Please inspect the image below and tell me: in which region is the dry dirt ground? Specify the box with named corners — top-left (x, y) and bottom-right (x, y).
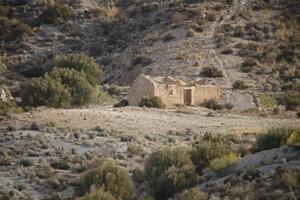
top-left (6, 106), bottom-right (300, 135)
top-left (1, 106), bottom-right (300, 199)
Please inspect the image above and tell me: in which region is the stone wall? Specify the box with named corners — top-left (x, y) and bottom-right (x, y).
top-left (127, 75), bottom-right (155, 106)
top-left (193, 85), bottom-right (221, 105)
top-left (154, 84), bottom-right (185, 106)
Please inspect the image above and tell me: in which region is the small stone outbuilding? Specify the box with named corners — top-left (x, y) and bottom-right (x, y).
top-left (128, 74), bottom-right (221, 107)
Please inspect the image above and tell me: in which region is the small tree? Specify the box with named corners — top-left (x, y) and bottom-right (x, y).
top-left (49, 68), bottom-right (96, 106)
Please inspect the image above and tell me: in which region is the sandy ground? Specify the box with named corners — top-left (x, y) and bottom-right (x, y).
top-left (6, 106), bottom-right (300, 135)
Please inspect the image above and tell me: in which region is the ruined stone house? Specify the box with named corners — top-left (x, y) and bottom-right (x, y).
top-left (128, 74), bottom-right (221, 107)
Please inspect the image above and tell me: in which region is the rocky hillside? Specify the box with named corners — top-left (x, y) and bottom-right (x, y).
top-left (0, 0), bottom-right (299, 88)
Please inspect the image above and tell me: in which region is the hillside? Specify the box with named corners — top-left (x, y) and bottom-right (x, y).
top-left (0, 0), bottom-right (300, 200)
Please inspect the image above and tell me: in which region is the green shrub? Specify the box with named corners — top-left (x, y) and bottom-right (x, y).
top-left (232, 80), bottom-right (248, 90)
top-left (21, 76), bottom-right (72, 108)
top-left (174, 188), bottom-right (207, 200)
top-left (40, 4), bottom-right (75, 24)
top-left (139, 96), bottom-right (166, 109)
top-left (258, 94), bottom-right (278, 108)
top-left (81, 161), bottom-right (133, 199)
top-left (209, 153), bottom-right (240, 176)
top-left (252, 128), bottom-right (300, 152)
top-left (200, 66), bottom-right (223, 78)
top-left (200, 99), bottom-right (223, 110)
top-left (145, 147), bottom-right (198, 199)
top-left (78, 186), bottom-right (116, 200)
top-left (127, 143), bottom-right (143, 156)
top-left (0, 101), bottom-right (23, 116)
top-left (286, 130), bottom-right (300, 145)
top-left (49, 68), bottom-right (96, 105)
top-left (191, 133), bottom-right (229, 172)
top-left (45, 53), bottom-right (103, 86)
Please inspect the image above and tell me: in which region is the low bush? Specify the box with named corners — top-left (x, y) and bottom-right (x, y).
top-left (232, 80), bottom-right (248, 90)
top-left (191, 133), bottom-right (229, 172)
top-left (45, 53), bottom-right (103, 86)
top-left (21, 76), bottom-right (72, 108)
top-left (113, 99), bottom-right (129, 108)
top-left (297, 112), bottom-right (300, 118)
top-left (200, 99), bottom-right (223, 110)
top-left (209, 153), bottom-right (240, 176)
top-left (106, 86), bottom-right (121, 96)
top-left (241, 58), bottom-right (256, 73)
top-left (39, 4), bottom-right (75, 24)
top-left (139, 96), bottom-right (166, 109)
top-left (81, 161), bottom-right (133, 199)
top-left (0, 17), bottom-right (33, 42)
top-left (78, 186), bottom-right (116, 200)
top-left (0, 101), bottom-right (23, 116)
top-left (145, 147), bottom-right (198, 199)
top-left (200, 66), bottom-right (223, 78)
top-left (278, 92), bottom-right (300, 111)
top-left (131, 54), bottom-right (152, 67)
top-left (252, 128), bottom-right (300, 152)
top-left (174, 188), bottom-right (207, 200)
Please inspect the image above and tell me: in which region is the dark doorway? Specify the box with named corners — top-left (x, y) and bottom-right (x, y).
top-left (184, 89), bottom-right (192, 105)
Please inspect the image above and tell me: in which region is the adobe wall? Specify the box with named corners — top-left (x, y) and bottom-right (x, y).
top-left (193, 85), bottom-right (221, 105)
top-left (127, 76), bottom-right (155, 106)
top-left (154, 84), bottom-right (184, 107)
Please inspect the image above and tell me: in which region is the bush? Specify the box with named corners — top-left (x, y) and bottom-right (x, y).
top-left (131, 54), bottom-right (152, 67)
top-left (232, 80), bottom-right (248, 90)
top-left (174, 188), bottom-right (207, 200)
top-left (200, 67), bottom-right (223, 78)
top-left (191, 133), bottom-right (229, 172)
top-left (209, 153), bottom-right (240, 176)
top-left (241, 58), bottom-right (256, 73)
top-left (252, 128), bottom-right (300, 152)
top-left (200, 99), bottom-right (223, 110)
top-left (81, 161), bottom-right (133, 199)
top-left (106, 86), bottom-right (121, 96)
top-left (113, 99), bottom-right (128, 108)
top-left (145, 147), bottom-right (198, 199)
top-left (21, 76), bottom-right (72, 108)
top-left (279, 92), bottom-right (300, 110)
top-left (0, 17), bottom-right (33, 42)
top-left (0, 101), bottom-right (23, 116)
top-left (139, 96), bottom-right (166, 109)
top-left (78, 186), bottom-right (116, 200)
top-left (49, 68), bottom-right (96, 106)
top-left (297, 112), bottom-right (300, 118)
top-left (45, 53), bottom-right (103, 86)
top-left (40, 4), bottom-right (75, 24)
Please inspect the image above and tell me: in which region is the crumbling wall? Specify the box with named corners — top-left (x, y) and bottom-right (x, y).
top-left (193, 85), bottom-right (221, 105)
top-left (127, 75), bottom-right (155, 106)
top-left (155, 84), bottom-right (184, 106)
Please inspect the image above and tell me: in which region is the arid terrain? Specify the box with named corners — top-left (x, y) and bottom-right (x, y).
top-left (1, 0), bottom-right (300, 199)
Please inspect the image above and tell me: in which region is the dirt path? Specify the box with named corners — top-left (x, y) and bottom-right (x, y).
top-left (6, 106), bottom-right (300, 135)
